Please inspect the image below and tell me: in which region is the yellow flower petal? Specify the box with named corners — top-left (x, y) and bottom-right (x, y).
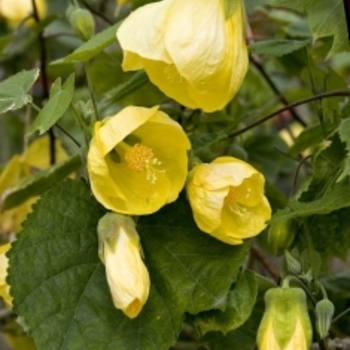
top-left (0, 243), bottom-right (12, 306)
top-left (98, 213), bottom-right (150, 318)
top-left (87, 106), bottom-right (191, 215)
top-left (0, 0), bottom-right (46, 26)
top-left (117, 0), bottom-right (248, 112)
top-left (186, 156), bottom-right (271, 244)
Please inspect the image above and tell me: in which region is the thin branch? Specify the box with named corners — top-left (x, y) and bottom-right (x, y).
top-left (80, 0), bottom-right (113, 25)
top-left (228, 90), bottom-right (350, 139)
top-left (31, 0), bottom-right (56, 165)
top-left (251, 244), bottom-right (279, 282)
top-left (291, 155), bottom-right (312, 196)
top-left (55, 124), bottom-right (81, 147)
top-left (332, 306), bottom-right (350, 324)
top-left (250, 55), bottom-right (307, 127)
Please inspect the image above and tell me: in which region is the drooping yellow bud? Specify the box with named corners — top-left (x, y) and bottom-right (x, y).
top-left (97, 212), bottom-right (150, 318)
top-left (116, 0), bottom-right (248, 112)
top-left (257, 287), bottom-right (312, 350)
top-left (186, 156), bottom-right (271, 245)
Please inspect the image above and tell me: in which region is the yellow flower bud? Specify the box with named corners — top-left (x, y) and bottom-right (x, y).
top-left (87, 106), bottom-right (191, 215)
top-left (0, 243), bottom-right (12, 306)
top-left (186, 156), bottom-right (271, 245)
top-left (116, 0), bottom-right (248, 112)
top-left (97, 213), bottom-right (150, 318)
top-left (0, 0), bottom-right (46, 27)
top-left (257, 287), bottom-right (312, 350)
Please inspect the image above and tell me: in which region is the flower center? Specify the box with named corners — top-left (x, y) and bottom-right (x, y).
top-left (224, 187), bottom-right (249, 220)
top-left (124, 143), bottom-right (163, 184)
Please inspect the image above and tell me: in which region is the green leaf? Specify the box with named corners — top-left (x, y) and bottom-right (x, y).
top-left (194, 270), bottom-right (258, 335)
top-left (272, 185), bottom-right (350, 223)
top-left (249, 39), bottom-right (311, 57)
top-left (200, 274), bottom-right (274, 350)
top-left (307, 208), bottom-right (350, 259)
top-left (8, 180), bottom-right (248, 350)
top-left (299, 134), bottom-right (346, 202)
top-left (269, 0), bottom-right (349, 55)
top-left (337, 118), bottom-right (350, 179)
top-left (26, 74), bottom-right (75, 138)
top-left (1, 153), bottom-right (82, 211)
top-left (190, 131), bottom-right (228, 155)
top-left (51, 23), bottom-right (121, 65)
top-left (104, 71), bottom-right (149, 104)
top-left (0, 69), bottom-right (39, 115)
top-left (289, 120), bottom-right (337, 155)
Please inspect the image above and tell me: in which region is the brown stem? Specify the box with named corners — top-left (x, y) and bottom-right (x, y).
top-left (251, 245), bottom-right (279, 282)
top-left (228, 90), bottom-right (350, 139)
top-left (250, 55), bottom-right (307, 127)
top-left (31, 0), bottom-right (56, 165)
top-left (80, 0), bottom-right (113, 25)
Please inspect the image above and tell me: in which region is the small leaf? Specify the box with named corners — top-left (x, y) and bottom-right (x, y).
top-left (26, 74), bottom-right (75, 138)
top-left (8, 180), bottom-right (249, 350)
top-left (194, 270), bottom-right (258, 335)
top-left (0, 69), bottom-right (39, 114)
top-left (1, 153), bottom-right (81, 211)
top-left (269, 0), bottom-right (349, 56)
top-left (289, 120), bottom-right (337, 155)
top-left (200, 274), bottom-right (275, 350)
top-left (249, 39), bottom-right (311, 57)
top-left (51, 22), bottom-right (120, 65)
top-left (272, 185), bottom-right (350, 223)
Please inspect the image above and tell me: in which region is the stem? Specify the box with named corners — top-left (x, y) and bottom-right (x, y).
top-left (249, 55), bottom-right (307, 127)
top-left (332, 306), bottom-right (350, 324)
top-left (314, 281), bottom-right (329, 300)
top-left (291, 155), bottom-right (312, 196)
top-left (251, 244), bottom-right (279, 282)
top-left (342, 0), bottom-right (350, 41)
top-left (55, 124), bottom-right (81, 147)
top-left (284, 275), bottom-right (317, 306)
top-left (228, 90), bottom-right (350, 139)
top-left (84, 63), bottom-right (99, 122)
top-left (80, 0), bottom-right (113, 25)
top-left (304, 49), bottom-right (326, 137)
top-left (31, 0), bottom-right (56, 165)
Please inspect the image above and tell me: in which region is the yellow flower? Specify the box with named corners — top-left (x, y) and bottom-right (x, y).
top-left (87, 106), bottom-right (191, 215)
top-left (0, 243), bottom-right (12, 306)
top-left (0, 137), bottom-right (69, 235)
top-left (0, 0), bottom-right (46, 27)
top-left (257, 287), bottom-right (312, 350)
top-left (186, 156), bottom-right (271, 245)
top-left (116, 0), bottom-right (248, 113)
top-left (98, 212), bottom-right (150, 318)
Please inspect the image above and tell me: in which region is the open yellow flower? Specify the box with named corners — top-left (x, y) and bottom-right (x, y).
top-left (0, 243), bottom-right (12, 306)
top-left (0, 0), bottom-right (46, 27)
top-left (87, 106), bottom-right (190, 215)
top-left (117, 0), bottom-right (248, 112)
top-left (257, 287), bottom-right (312, 350)
top-left (98, 213), bottom-right (150, 318)
top-left (186, 156), bottom-right (271, 245)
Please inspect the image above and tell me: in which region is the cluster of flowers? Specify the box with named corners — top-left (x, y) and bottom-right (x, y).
top-left (87, 0), bottom-right (272, 319)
